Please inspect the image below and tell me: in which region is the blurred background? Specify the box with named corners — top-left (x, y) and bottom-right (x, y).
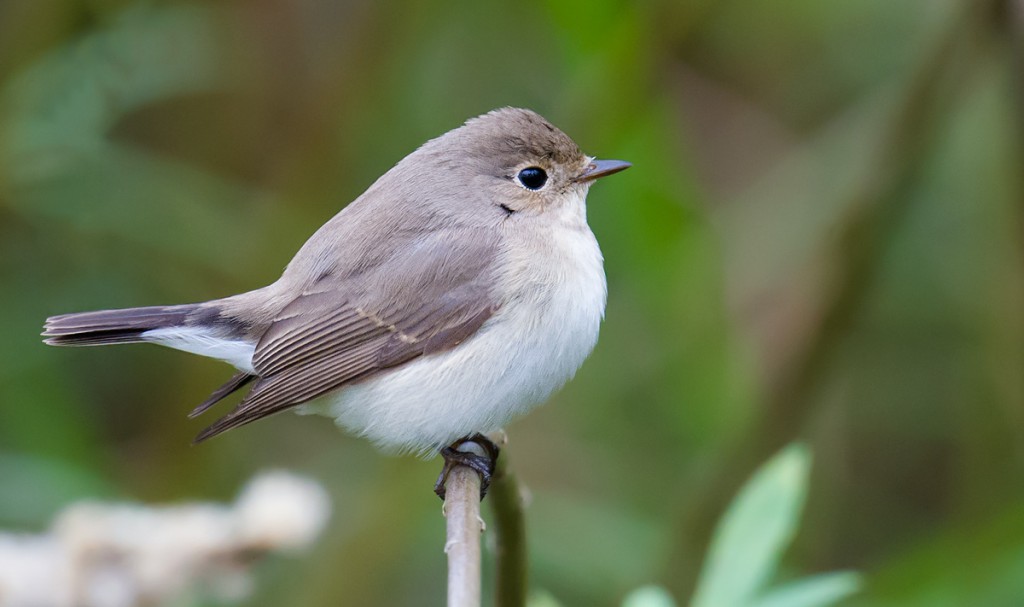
top-left (1, 0), bottom-right (1023, 605)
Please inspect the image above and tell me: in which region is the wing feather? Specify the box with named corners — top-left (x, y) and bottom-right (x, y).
top-left (193, 228), bottom-right (501, 442)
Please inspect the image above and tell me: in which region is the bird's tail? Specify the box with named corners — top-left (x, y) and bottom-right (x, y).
top-left (43, 302), bottom-right (259, 435)
top-left (42, 304), bottom-right (199, 346)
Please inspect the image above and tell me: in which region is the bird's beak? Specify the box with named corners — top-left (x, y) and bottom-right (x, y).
top-left (574, 159), bottom-right (631, 183)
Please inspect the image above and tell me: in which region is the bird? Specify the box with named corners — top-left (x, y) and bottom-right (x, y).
top-left (42, 107), bottom-right (630, 495)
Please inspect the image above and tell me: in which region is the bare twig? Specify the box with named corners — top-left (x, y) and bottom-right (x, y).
top-left (489, 454), bottom-right (527, 607)
top-left (444, 455), bottom-right (484, 607)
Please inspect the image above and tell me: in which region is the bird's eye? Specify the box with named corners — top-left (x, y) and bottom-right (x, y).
top-left (516, 167), bottom-right (548, 190)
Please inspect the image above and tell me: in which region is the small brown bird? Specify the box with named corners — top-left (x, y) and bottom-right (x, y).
top-left (43, 108), bottom-right (629, 491)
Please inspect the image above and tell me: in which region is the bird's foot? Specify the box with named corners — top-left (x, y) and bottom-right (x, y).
top-left (434, 433), bottom-right (501, 501)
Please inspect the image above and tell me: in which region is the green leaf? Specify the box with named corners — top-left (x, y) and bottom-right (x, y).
top-left (748, 572), bottom-right (862, 607)
top-left (622, 585), bottom-right (678, 607)
top-left (690, 444), bottom-right (812, 607)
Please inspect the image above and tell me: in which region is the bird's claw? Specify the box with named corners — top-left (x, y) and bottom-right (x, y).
top-left (433, 433), bottom-right (501, 501)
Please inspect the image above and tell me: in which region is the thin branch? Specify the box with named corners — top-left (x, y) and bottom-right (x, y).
top-left (445, 458), bottom-right (484, 607)
top-left (489, 453), bottom-right (527, 607)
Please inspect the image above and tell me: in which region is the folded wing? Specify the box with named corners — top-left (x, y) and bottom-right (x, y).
top-left (194, 227), bottom-right (501, 441)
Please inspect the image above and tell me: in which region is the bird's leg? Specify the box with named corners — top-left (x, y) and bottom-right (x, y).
top-left (434, 433), bottom-right (501, 501)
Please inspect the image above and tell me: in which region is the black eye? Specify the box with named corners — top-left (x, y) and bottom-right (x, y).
top-left (516, 167), bottom-right (547, 190)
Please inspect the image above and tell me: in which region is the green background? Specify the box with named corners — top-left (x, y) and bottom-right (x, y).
top-left (1, 0), bottom-right (1022, 605)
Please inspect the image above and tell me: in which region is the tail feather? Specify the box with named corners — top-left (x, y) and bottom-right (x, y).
top-left (43, 302), bottom-right (262, 440)
top-left (43, 305), bottom-right (197, 346)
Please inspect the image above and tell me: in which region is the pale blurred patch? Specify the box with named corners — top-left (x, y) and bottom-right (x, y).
top-left (0, 471), bottom-right (330, 607)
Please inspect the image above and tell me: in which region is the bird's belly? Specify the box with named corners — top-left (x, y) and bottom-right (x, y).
top-left (300, 228), bottom-right (607, 455)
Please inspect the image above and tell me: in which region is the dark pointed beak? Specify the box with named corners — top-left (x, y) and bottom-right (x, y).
top-left (574, 159), bottom-right (631, 183)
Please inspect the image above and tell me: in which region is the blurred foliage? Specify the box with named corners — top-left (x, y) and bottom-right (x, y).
top-left (691, 445), bottom-right (858, 607)
top-left (0, 0), bottom-right (1022, 605)
top-left (544, 445), bottom-right (859, 607)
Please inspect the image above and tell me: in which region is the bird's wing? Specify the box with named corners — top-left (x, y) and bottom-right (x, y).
top-left (194, 228), bottom-right (501, 441)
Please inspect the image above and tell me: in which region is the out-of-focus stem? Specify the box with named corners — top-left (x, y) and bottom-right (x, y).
top-left (489, 453), bottom-right (527, 607)
top-left (669, 0), bottom-right (997, 596)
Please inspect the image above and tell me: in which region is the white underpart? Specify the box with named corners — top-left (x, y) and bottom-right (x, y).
top-left (301, 189), bottom-right (608, 454)
top-left (142, 326), bottom-right (257, 374)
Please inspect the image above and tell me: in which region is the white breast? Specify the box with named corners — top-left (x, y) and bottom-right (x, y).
top-left (304, 195), bottom-right (608, 454)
